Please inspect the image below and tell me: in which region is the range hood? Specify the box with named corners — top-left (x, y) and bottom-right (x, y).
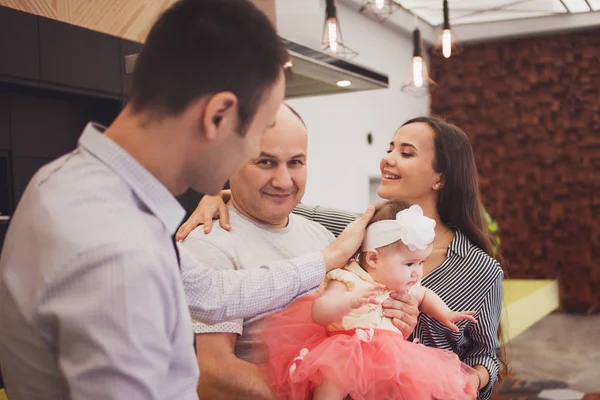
top-left (280, 38), bottom-right (388, 98)
top-left (125, 37), bottom-right (388, 98)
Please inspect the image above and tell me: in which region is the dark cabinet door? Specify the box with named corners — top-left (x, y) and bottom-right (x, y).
top-left (0, 93), bottom-right (9, 150)
top-left (0, 6), bottom-right (41, 82)
top-left (10, 93), bottom-right (73, 159)
top-left (12, 157), bottom-right (51, 203)
top-left (39, 17), bottom-right (121, 95)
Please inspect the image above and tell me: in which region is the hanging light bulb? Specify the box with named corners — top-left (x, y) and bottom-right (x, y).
top-left (375, 0), bottom-right (385, 10)
top-left (327, 17), bottom-right (338, 53)
top-left (401, 27), bottom-right (436, 97)
top-left (321, 0), bottom-right (358, 59)
top-left (412, 28), bottom-right (423, 88)
top-left (412, 55), bottom-right (423, 87)
top-left (434, 0), bottom-right (462, 58)
top-left (442, 29), bottom-right (452, 58)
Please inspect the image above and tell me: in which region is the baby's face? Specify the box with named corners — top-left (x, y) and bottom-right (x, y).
top-left (375, 243), bottom-right (432, 292)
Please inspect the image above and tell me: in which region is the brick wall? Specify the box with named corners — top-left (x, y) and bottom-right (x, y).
top-left (430, 28), bottom-right (600, 313)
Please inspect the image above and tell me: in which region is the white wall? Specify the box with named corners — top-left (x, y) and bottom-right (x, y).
top-left (276, 0), bottom-right (430, 212)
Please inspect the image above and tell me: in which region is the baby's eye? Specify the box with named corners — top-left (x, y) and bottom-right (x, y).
top-left (406, 262), bottom-right (415, 267)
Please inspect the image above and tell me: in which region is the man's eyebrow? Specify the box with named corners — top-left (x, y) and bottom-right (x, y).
top-left (258, 152), bottom-right (277, 159)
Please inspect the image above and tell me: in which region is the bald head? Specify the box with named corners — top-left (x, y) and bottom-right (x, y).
top-left (229, 104), bottom-right (308, 226)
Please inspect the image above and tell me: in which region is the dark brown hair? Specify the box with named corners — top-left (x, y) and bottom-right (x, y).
top-left (402, 116), bottom-right (509, 379)
top-left (129, 0), bottom-right (288, 134)
top-left (367, 201), bottom-right (412, 227)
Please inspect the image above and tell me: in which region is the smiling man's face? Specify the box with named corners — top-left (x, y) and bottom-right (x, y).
top-left (229, 104), bottom-right (308, 227)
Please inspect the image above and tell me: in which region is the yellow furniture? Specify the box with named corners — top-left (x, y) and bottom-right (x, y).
top-left (501, 279), bottom-right (559, 342)
top-left (0, 389), bottom-right (7, 400)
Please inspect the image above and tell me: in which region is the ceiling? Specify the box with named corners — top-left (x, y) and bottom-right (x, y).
top-left (342, 0), bottom-right (600, 44)
top-left (399, 0), bottom-right (600, 26)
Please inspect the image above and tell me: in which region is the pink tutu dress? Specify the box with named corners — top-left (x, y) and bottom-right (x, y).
top-left (260, 262), bottom-right (475, 400)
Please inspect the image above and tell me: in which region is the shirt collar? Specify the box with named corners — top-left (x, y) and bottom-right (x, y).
top-left (447, 230), bottom-right (470, 258)
top-left (78, 122), bottom-right (185, 234)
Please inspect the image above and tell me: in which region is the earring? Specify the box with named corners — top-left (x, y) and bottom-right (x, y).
top-left (434, 183), bottom-right (441, 190)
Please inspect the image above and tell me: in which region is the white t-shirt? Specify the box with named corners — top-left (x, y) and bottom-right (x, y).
top-left (181, 205), bottom-right (335, 363)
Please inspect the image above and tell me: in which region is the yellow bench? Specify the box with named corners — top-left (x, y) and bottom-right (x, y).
top-left (501, 279), bottom-right (559, 342)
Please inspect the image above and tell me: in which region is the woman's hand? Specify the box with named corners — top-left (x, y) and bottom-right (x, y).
top-left (381, 292), bottom-right (419, 338)
top-left (175, 190), bottom-right (231, 241)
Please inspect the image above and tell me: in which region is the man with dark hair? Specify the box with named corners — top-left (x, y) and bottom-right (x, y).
top-left (0, 1), bottom-right (374, 399)
top-left (128, 0), bottom-right (289, 138)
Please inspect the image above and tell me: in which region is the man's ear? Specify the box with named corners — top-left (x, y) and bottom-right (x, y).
top-left (364, 249), bottom-right (380, 269)
top-left (197, 92), bottom-right (239, 141)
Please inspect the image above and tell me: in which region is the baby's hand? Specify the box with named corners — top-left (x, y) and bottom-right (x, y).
top-left (441, 311), bottom-right (477, 332)
top-left (349, 284), bottom-right (386, 309)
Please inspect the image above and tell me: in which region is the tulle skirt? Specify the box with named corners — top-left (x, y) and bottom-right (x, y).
top-left (260, 292), bottom-right (475, 400)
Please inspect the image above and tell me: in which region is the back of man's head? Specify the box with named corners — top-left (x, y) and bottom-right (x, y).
top-left (129, 0), bottom-right (288, 133)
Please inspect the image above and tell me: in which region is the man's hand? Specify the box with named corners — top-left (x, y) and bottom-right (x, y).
top-left (196, 333), bottom-right (276, 400)
top-left (381, 291), bottom-right (419, 338)
top-left (176, 191), bottom-right (231, 241)
top-left (464, 370), bottom-right (481, 399)
top-left (320, 205), bottom-right (375, 272)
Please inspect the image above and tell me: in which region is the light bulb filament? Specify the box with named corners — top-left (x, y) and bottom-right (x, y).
top-left (413, 56), bottom-right (423, 88)
top-left (442, 29), bottom-right (452, 58)
top-left (327, 18), bottom-right (338, 53)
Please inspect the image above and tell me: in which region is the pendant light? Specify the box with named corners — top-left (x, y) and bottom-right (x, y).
top-left (401, 26), bottom-right (436, 97)
top-left (434, 0), bottom-right (462, 58)
top-left (359, 0), bottom-right (401, 23)
top-left (321, 0), bottom-right (357, 59)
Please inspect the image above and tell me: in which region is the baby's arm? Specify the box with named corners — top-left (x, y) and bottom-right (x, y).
top-left (418, 288), bottom-right (477, 332)
top-left (312, 281), bottom-right (384, 327)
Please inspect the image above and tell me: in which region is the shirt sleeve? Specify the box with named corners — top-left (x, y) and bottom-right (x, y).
top-left (293, 204), bottom-right (359, 237)
top-left (462, 269), bottom-right (503, 400)
top-left (181, 237), bottom-right (243, 335)
top-left (38, 247), bottom-right (187, 400)
top-left (180, 244), bottom-right (325, 324)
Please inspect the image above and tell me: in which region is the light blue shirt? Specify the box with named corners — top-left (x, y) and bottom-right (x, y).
top-left (0, 123), bottom-right (325, 400)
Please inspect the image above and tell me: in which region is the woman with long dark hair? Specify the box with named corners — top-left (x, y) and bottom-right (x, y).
top-left (178, 116), bottom-right (507, 399)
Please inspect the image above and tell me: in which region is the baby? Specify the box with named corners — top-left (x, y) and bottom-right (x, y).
top-left (261, 201), bottom-right (478, 400)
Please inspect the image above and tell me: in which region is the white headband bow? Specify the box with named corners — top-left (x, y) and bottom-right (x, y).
top-left (362, 205), bottom-right (436, 252)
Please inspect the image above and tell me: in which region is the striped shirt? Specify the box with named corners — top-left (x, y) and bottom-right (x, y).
top-left (294, 204), bottom-right (504, 400)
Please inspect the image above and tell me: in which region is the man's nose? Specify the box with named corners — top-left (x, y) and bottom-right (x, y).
top-left (271, 166), bottom-right (294, 190)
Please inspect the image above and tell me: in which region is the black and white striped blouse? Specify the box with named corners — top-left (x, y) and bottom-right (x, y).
top-left (294, 204), bottom-right (504, 400)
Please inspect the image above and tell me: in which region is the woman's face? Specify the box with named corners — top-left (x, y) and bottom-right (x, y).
top-left (377, 122), bottom-right (442, 204)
